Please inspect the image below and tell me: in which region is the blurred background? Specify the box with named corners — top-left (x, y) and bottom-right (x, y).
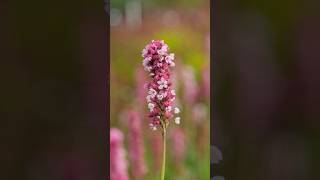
top-left (110, 0), bottom-right (210, 179)
top-left (213, 0), bottom-right (320, 179)
top-left (1, 0), bottom-right (107, 179)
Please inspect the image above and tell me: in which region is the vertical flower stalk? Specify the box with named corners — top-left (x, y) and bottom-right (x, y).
top-left (142, 40), bottom-right (181, 180)
top-left (126, 110), bottom-right (147, 180)
top-left (110, 128), bottom-right (129, 180)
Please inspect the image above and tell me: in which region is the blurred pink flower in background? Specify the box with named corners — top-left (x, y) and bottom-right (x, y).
top-left (205, 33), bottom-right (210, 58)
top-left (126, 110), bottom-right (147, 179)
top-left (192, 103), bottom-right (209, 152)
top-left (170, 128), bottom-right (186, 162)
top-left (110, 128), bottom-right (129, 180)
top-left (150, 134), bottom-right (163, 170)
top-left (135, 68), bottom-right (147, 108)
top-left (202, 67), bottom-right (210, 100)
top-left (192, 103), bottom-right (207, 124)
top-left (181, 65), bottom-right (199, 105)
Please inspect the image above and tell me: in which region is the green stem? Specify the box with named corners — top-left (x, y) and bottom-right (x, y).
top-left (160, 128), bottom-right (166, 180)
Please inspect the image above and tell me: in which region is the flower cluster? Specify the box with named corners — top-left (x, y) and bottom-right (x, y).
top-left (142, 40), bottom-right (181, 130)
top-left (110, 128), bottom-right (129, 180)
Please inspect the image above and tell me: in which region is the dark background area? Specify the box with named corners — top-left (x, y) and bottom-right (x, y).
top-left (1, 0), bottom-right (107, 179)
top-left (213, 0), bottom-right (320, 179)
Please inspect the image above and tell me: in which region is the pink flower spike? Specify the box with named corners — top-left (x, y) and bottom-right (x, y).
top-left (141, 40), bottom-right (181, 129)
top-left (142, 40), bottom-right (181, 180)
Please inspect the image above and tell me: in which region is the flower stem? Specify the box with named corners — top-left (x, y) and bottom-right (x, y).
top-left (160, 128), bottom-right (166, 180)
